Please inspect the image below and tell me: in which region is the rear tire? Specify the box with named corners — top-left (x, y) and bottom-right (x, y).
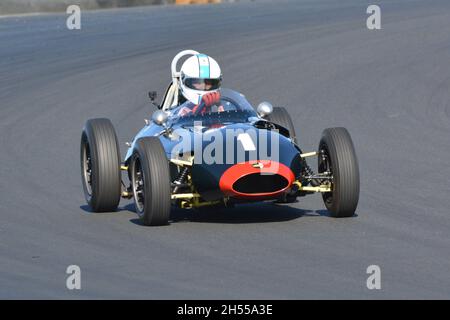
top-left (80, 118), bottom-right (121, 212)
top-left (318, 127), bottom-right (359, 217)
top-left (267, 107), bottom-right (297, 144)
top-left (268, 107), bottom-right (298, 203)
top-left (131, 137), bottom-right (171, 226)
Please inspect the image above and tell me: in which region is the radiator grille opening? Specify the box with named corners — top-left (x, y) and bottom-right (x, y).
top-left (232, 173), bottom-right (288, 194)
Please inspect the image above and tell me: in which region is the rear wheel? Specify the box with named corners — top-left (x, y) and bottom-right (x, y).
top-left (268, 107), bottom-right (298, 203)
top-left (131, 137), bottom-right (171, 226)
top-left (318, 127), bottom-right (359, 217)
top-left (267, 107), bottom-right (297, 144)
top-left (80, 118), bottom-right (121, 212)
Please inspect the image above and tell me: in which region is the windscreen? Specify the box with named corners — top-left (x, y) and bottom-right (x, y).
top-left (169, 89), bottom-right (258, 126)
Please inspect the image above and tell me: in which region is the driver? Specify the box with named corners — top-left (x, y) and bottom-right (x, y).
top-left (175, 53), bottom-right (223, 116)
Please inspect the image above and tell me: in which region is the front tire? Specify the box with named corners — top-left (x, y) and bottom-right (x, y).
top-left (131, 137), bottom-right (171, 226)
top-left (80, 118), bottom-right (121, 212)
top-left (318, 127), bottom-right (359, 217)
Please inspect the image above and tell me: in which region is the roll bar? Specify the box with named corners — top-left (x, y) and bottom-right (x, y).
top-left (171, 49), bottom-right (199, 84)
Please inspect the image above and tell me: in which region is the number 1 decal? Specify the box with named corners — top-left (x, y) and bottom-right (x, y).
top-left (237, 133), bottom-right (256, 151)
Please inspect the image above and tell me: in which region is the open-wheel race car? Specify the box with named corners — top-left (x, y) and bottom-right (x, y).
top-left (80, 50), bottom-right (359, 226)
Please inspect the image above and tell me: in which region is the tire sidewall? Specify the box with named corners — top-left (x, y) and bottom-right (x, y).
top-left (131, 145), bottom-right (153, 221)
top-left (81, 123), bottom-right (101, 209)
top-left (319, 135), bottom-right (341, 214)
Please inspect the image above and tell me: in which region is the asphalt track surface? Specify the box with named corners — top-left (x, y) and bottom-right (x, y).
top-left (1, 0), bottom-right (450, 299)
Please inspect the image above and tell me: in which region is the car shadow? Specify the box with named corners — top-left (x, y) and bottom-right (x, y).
top-left (127, 201), bottom-right (326, 225)
top-left (79, 204), bottom-right (134, 214)
top-left (82, 203), bottom-right (357, 224)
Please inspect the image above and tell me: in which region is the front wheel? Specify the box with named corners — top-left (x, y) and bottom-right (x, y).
top-left (80, 118), bottom-right (121, 212)
top-left (318, 127), bottom-right (359, 217)
top-left (131, 137), bottom-right (171, 226)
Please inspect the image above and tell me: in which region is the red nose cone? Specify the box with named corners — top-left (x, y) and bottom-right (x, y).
top-left (219, 160), bottom-right (295, 199)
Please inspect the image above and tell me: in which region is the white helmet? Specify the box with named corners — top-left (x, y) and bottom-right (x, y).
top-left (179, 53), bottom-right (222, 105)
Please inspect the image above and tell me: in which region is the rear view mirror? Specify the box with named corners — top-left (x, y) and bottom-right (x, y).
top-left (257, 101), bottom-right (273, 118)
top-left (152, 110), bottom-right (168, 127)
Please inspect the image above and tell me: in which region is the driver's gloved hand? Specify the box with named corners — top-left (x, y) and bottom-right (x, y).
top-left (191, 92), bottom-right (221, 115)
top-left (201, 91), bottom-right (221, 107)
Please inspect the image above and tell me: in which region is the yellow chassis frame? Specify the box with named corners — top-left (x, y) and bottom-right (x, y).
top-left (119, 151), bottom-right (332, 207)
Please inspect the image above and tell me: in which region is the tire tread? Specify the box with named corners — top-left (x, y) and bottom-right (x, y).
top-left (320, 127), bottom-right (359, 217)
top-left (81, 118), bottom-right (121, 212)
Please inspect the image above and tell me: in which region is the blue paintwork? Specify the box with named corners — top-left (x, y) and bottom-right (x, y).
top-left (123, 88), bottom-right (302, 200)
